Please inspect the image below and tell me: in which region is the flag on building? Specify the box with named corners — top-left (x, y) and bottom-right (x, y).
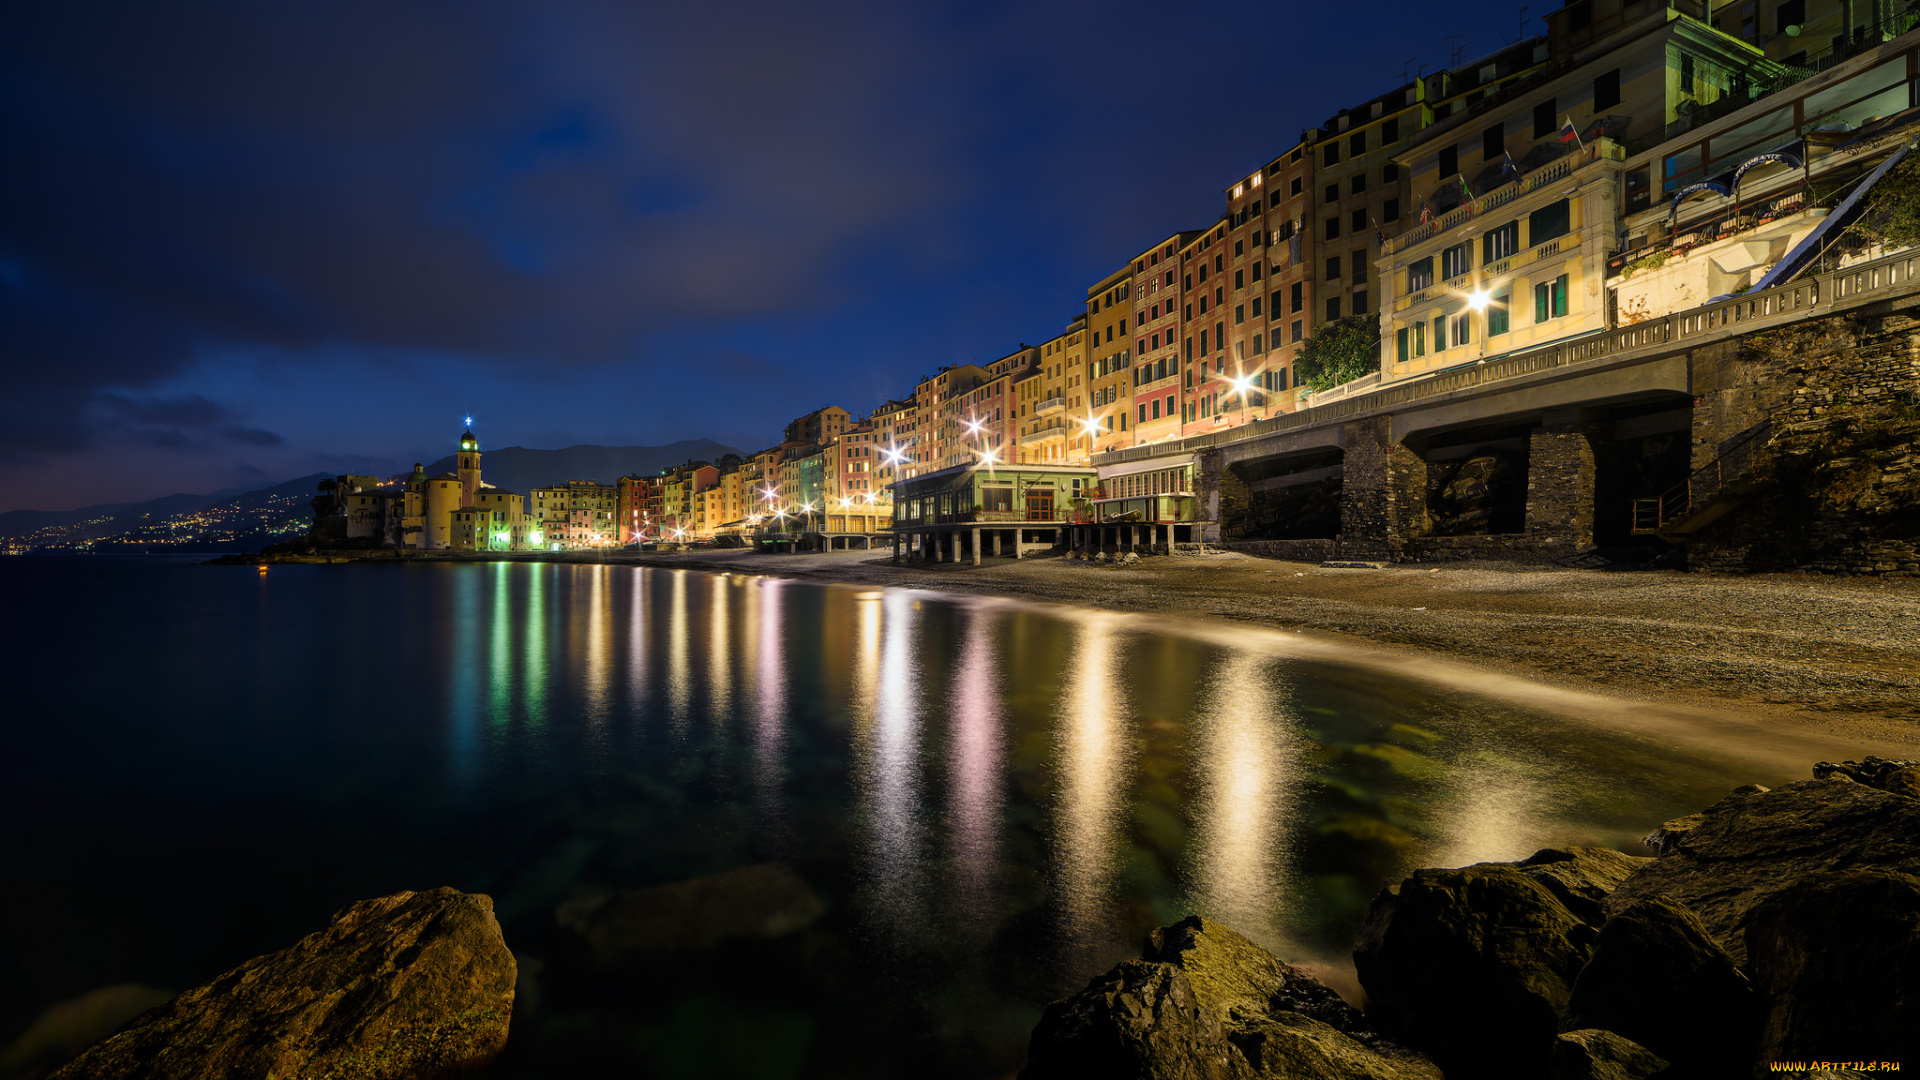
top-left (1559, 115), bottom-right (1584, 148)
top-left (1419, 198), bottom-right (1433, 224)
top-left (1458, 174), bottom-right (1475, 216)
top-left (1503, 148), bottom-right (1522, 184)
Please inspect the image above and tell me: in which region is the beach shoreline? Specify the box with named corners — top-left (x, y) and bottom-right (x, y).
top-left (235, 545), bottom-right (1920, 744)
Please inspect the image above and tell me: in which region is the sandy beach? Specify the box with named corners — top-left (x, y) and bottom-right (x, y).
top-left (595, 546), bottom-right (1920, 742)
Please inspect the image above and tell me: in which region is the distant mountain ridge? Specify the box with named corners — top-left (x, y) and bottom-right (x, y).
top-left (0, 490), bottom-right (243, 540)
top-left (417, 440), bottom-right (745, 495)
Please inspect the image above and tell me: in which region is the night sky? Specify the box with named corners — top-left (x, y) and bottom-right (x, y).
top-left (1, 1), bottom-right (1539, 513)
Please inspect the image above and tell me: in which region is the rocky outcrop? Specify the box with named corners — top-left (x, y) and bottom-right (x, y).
top-left (1606, 778), bottom-right (1920, 967)
top-left (1745, 867), bottom-right (1920, 1067)
top-left (1022, 916), bottom-right (1438, 1080)
top-left (1814, 755), bottom-right (1920, 793)
top-left (1547, 1029), bottom-right (1669, 1080)
top-left (1508, 847), bottom-right (1649, 927)
top-left (556, 863), bottom-right (824, 963)
top-left (1562, 895), bottom-right (1759, 1077)
top-left (49, 887), bottom-right (515, 1080)
top-left (1351, 863), bottom-right (1595, 1078)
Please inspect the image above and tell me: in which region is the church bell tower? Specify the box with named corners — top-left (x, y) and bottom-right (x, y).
top-left (457, 426), bottom-right (481, 507)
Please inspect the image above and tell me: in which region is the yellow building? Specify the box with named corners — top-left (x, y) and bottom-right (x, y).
top-left (1378, 5), bottom-right (1775, 381)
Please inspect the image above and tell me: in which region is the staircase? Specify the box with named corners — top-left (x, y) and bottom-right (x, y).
top-left (1630, 421), bottom-right (1773, 538)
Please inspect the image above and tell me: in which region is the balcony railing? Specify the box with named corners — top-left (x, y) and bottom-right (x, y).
top-left (1390, 142), bottom-right (1619, 253)
top-left (1392, 228), bottom-right (1587, 313)
top-left (1034, 395), bottom-right (1066, 414)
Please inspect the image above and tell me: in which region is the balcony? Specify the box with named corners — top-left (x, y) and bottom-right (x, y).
top-left (1393, 227), bottom-right (1590, 313)
top-left (1035, 395), bottom-right (1066, 414)
top-left (1024, 417), bottom-right (1068, 443)
top-left (1390, 142), bottom-right (1621, 254)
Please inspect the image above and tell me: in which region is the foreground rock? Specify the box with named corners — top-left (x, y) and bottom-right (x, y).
top-left (1607, 778), bottom-right (1920, 967)
top-left (1547, 1029), bottom-right (1668, 1080)
top-left (1563, 895), bottom-right (1758, 1076)
top-left (1745, 867), bottom-right (1920, 1067)
top-left (555, 863), bottom-right (824, 963)
top-left (1351, 861), bottom-right (1597, 1078)
top-left (1022, 916), bottom-right (1437, 1079)
top-left (51, 888), bottom-right (515, 1080)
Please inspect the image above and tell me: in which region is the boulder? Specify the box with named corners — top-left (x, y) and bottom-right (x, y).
top-left (1352, 864), bottom-right (1595, 1078)
top-left (49, 887), bottom-right (514, 1080)
top-left (1812, 756), bottom-right (1919, 793)
top-left (1021, 960), bottom-right (1244, 1080)
top-left (1509, 847), bottom-right (1650, 927)
top-left (1887, 767), bottom-right (1920, 799)
top-left (1547, 1029), bottom-right (1669, 1080)
top-left (1562, 895), bottom-right (1759, 1077)
top-left (1023, 916), bottom-right (1438, 1080)
top-left (556, 862), bottom-right (824, 963)
top-left (1606, 779), bottom-right (1920, 967)
top-left (1745, 867), bottom-right (1920, 1066)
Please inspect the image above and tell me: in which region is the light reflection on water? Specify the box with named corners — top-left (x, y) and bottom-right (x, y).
top-left (0, 558), bottom-right (1886, 1079)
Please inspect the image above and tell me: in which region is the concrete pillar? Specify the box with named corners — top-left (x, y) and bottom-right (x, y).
top-left (1337, 416), bottom-right (1429, 560)
top-left (1014, 529), bottom-right (1023, 558)
top-left (972, 527), bottom-right (981, 565)
top-left (1526, 418), bottom-right (1606, 551)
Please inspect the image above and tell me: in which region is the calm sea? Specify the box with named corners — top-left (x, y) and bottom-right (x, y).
top-left (0, 556), bottom-right (1840, 1077)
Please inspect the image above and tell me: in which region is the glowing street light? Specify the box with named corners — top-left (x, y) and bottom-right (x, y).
top-left (1466, 287), bottom-right (1492, 312)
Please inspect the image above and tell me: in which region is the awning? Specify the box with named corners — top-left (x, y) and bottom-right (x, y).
top-left (1729, 142), bottom-right (1804, 198)
top-left (1668, 178), bottom-right (1732, 222)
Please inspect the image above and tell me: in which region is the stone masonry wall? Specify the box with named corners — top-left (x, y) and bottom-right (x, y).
top-left (1524, 422), bottom-right (1605, 553)
top-left (1686, 303), bottom-right (1920, 575)
top-left (1338, 417), bottom-right (1428, 559)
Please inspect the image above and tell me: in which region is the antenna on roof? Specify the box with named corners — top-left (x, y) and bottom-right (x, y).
top-left (1446, 35), bottom-right (1468, 70)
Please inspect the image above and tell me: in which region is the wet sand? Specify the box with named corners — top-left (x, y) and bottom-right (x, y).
top-left (607, 547), bottom-right (1920, 748)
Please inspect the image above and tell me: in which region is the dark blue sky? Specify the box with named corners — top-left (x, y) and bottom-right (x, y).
top-left (0, 1), bottom-right (1541, 512)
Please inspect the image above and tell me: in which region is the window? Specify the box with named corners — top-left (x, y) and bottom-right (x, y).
top-left (1250, 262), bottom-right (1262, 282)
top-left (1396, 322), bottom-right (1428, 361)
top-left (1534, 99), bottom-right (1556, 138)
top-left (1435, 315), bottom-right (1447, 350)
top-left (1234, 239), bottom-right (1244, 257)
top-left (1482, 122), bottom-right (1503, 161)
top-left (1290, 177), bottom-right (1303, 196)
top-left (1383, 117), bottom-right (1399, 143)
top-left (1453, 312), bottom-right (1472, 346)
top-left (1326, 255), bottom-right (1342, 281)
top-left (1325, 216), bottom-right (1340, 240)
top-left (1594, 68), bottom-right (1620, 110)
top-left (1185, 273), bottom-right (1193, 288)
top-left (1234, 269), bottom-right (1244, 289)
top-left (1384, 197), bottom-right (1400, 222)
top-left (1439, 145), bottom-right (1458, 177)
top-left (1382, 163), bottom-right (1398, 181)
top-left (1290, 283), bottom-right (1303, 312)
top-left (1529, 199), bottom-right (1571, 246)
top-left (1325, 183), bottom-right (1340, 204)
top-left (1441, 240), bottom-right (1472, 280)
top-left (1235, 304), bottom-right (1245, 325)
top-left (1351, 257), bottom-right (1365, 285)
top-left (1349, 131), bottom-right (1365, 155)
top-left (1351, 174), bottom-right (1367, 195)
top-left (982, 485), bottom-right (1013, 512)
top-left (1352, 209), bottom-right (1367, 233)
top-left (1138, 404), bottom-right (1147, 424)
top-left (1353, 290), bottom-right (1367, 314)
top-left (1775, 0), bottom-right (1805, 31)
top-left (1680, 54), bottom-right (1695, 94)
top-left (1534, 274), bottom-right (1568, 321)
top-left (1483, 220), bottom-right (1520, 262)
top-left (1251, 296), bottom-right (1262, 316)
top-left (1198, 264), bottom-right (1208, 283)
top-left (1252, 332), bottom-right (1263, 353)
top-left (1291, 319), bottom-right (1303, 342)
top-left (1325, 296), bottom-right (1341, 320)
top-left (1323, 143), bottom-right (1339, 166)
top-left (1407, 257), bottom-right (1434, 291)
top-left (1151, 398), bottom-right (1161, 420)
top-left (1214, 254), bottom-right (1224, 272)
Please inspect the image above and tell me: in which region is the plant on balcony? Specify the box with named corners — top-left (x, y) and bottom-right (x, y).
top-left (1294, 314), bottom-right (1381, 391)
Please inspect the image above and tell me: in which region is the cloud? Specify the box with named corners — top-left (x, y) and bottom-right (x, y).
top-left (219, 426), bottom-right (284, 447)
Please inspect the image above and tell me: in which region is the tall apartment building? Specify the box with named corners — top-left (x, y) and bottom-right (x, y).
top-left (1304, 80), bottom-right (1430, 334)
top-left (1252, 138), bottom-right (1316, 412)
top-left (912, 364), bottom-right (988, 475)
top-left (784, 405), bottom-right (850, 446)
top-left (963, 345), bottom-right (1033, 465)
top-left (868, 398), bottom-right (916, 489)
top-left (1082, 266), bottom-right (1135, 456)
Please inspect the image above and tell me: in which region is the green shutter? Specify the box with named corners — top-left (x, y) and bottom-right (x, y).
top-left (1398, 327), bottom-right (1409, 362)
top-left (1535, 282), bottom-right (1549, 322)
top-left (1435, 316), bottom-right (1447, 350)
